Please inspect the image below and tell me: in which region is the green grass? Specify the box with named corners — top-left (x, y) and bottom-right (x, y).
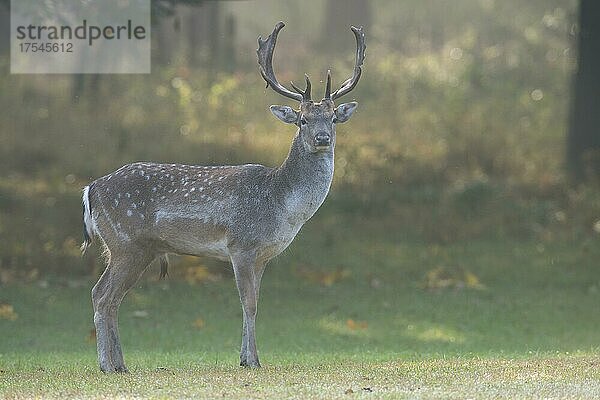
top-left (1, 222), bottom-right (600, 398)
top-left (1, 354), bottom-right (599, 399)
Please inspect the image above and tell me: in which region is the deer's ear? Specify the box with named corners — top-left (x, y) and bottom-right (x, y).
top-left (270, 105), bottom-right (299, 124)
top-left (335, 102), bottom-right (358, 123)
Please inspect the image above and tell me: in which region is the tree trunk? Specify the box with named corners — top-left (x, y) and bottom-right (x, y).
top-left (568, 0), bottom-right (600, 182)
top-left (222, 14), bottom-right (237, 73)
top-left (0, 1), bottom-right (9, 60)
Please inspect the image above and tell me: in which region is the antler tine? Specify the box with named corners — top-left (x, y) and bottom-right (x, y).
top-left (331, 26), bottom-right (366, 101)
top-left (290, 74), bottom-right (312, 101)
top-left (304, 74), bottom-right (312, 101)
top-left (324, 69), bottom-right (332, 100)
top-left (257, 22), bottom-right (304, 102)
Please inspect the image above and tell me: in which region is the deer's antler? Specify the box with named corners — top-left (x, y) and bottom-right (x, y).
top-left (326, 26), bottom-right (366, 101)
top-left (290, 74), bottom-right (312, 102)
top-left (257, 22), bottom-right (311, 102)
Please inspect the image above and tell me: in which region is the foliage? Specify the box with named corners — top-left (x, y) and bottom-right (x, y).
top-left (0, 0), bottom-right (597, 277)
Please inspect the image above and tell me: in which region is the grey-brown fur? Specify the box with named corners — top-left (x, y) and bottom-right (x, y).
top-left (82, 21), bottom-right (364, 372)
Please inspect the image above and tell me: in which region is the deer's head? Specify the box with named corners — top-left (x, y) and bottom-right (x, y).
top-left (257, 22), bottom-right (365, 153)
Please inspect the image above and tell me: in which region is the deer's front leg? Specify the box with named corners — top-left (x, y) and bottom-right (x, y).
top-left (231, 253), bottom-right (260, 368)
top-left (239, 262), bottom-right (267, 366)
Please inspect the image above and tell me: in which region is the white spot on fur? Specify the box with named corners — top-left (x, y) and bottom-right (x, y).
top-left (127, 210), bottom-right (133, 216)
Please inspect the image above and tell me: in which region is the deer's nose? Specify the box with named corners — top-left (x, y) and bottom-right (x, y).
top-left (314, 132), bottom-right (331, 146)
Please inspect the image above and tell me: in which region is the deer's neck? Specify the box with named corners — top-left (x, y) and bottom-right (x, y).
top-left (273, 132), bottom-right (334, 222)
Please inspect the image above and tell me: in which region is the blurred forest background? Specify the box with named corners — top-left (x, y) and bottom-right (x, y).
top-left (0, 0), bottom-right (598, 281)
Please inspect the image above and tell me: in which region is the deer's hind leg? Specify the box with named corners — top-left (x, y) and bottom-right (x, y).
top-left (92, 246), bottom-right (154, 372)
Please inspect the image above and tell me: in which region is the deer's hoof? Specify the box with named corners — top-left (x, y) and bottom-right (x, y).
top-left (100, 365), bottom-right (129, 373)
top-left (240, 360), bottom-right (261, 368)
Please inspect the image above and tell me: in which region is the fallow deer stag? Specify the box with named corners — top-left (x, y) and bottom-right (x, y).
top-left (81, 21), bottom-right (365, 372)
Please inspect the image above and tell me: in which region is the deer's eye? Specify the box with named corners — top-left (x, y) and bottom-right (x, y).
top-left (300, 117), bottom-right (307, 125)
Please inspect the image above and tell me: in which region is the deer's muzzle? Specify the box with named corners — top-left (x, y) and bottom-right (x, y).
top-left (314, 132), bottom-right (331, 147)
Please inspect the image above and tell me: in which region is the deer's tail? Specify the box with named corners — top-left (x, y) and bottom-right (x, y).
top-left (81, 185), bottom-right (96, 254)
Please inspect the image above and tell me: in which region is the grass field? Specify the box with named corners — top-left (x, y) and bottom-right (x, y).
top-left (1, 216), bottom-right (600, 399)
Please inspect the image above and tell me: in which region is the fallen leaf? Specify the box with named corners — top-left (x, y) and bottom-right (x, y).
top-left (464, 271), bottom-right (485, 289)
top-left (344, 388), bottom-right (354, 394)
top-left (192, 318), bottom-right (205, 329)
top-left (295, 265), bottom-right (350, 286)
top-left (421, 266), bottom-right (485, 291)
top-left (185, 266), bottom-right (219, 284)
top-left (0, 303), bottom-right (18, 320)
top-left (346, 319), bottom-right (368, 330)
